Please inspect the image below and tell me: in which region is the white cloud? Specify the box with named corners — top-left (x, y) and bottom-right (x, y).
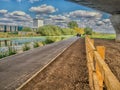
top-left (10, 11), bottom-right (26, 16)
top-left (0, 10), bottom-right (33, 27)
top-left (29, 4), bottom-right (57, 14)
top-left (69, 10), bottom-right (102, 19)
top-left (49, 15), bottom-right (67, 20)
top-left (96, 21), bottom-right (104, 26)
top-left (102, 19), bottom-right (110, 23)
top-left (0, 9), bottom-right (8, 14)
top-left (44, 10), bottom-right (114, 33)
top-left (0, 11), bottom-right (32, 26)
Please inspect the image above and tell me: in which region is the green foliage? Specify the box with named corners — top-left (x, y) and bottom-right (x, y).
top-left (23, 44), bottom-right (30, 51)
top-left (37, 25), bottom-right (61, 36)
top-left (37, 25), bottom-right (76, 36)
top-left (61, 28), bottom-right (76, 35)
top-left (8, 47), bottom-right (17, 55)
top-left (91, 33), bottom-right (116, 39)
top-left (68, 21), bottom-right (78, 29)
top-left (0, 47), bottom-right (17, 59)
top-left (34, 42), bottom-right (39, 48)
top-left (43, 37), bottom-right (64, 44)
top-left (84, 27), bottom-right (93, 35)
top-left (44, 38), bottom-right (55, 44)
top-left (0, 52), bottom-right (7, 59)
top-left (22, 27), bottom-right (32, 32)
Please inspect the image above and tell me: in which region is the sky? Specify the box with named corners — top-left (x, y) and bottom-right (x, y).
top-left (0, 0), bottom-right (99, 16)
top-left (0, 0), bottom-right (115, 33)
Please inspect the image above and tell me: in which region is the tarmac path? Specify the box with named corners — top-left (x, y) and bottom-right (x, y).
top-left (0, 37), bottom-right (78, 90)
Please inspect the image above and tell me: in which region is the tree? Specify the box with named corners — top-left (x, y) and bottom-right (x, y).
top-left (84, 27), bottom-right (93, 35)
top-left (37, 25), bottom-right (62, 36)
top-left (68, 21), bottom-right (78, 29)
top-left (37, 25), bottom-right (76, 36)
top-left (22, 27), bottom-right (32, 32)
top-left (74, 27), bottom-right (85, 35)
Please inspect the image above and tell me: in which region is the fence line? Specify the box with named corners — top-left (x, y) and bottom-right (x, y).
top-left (85, 36), bottom-right (120, 90)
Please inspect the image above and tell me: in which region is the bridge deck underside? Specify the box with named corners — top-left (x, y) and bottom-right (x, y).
top-left (68, 0), bottom-right (120, 14)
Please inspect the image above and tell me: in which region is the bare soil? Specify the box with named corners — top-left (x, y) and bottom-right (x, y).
top-left (18, 38), bottom-right (120, 90)
top-left (21, 38), bottom-right (90, 90)
top-left (95, 39), bottom-right (120, 81)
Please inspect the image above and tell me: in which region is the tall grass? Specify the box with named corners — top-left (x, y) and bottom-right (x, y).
top-left (8, 47), bottom-right (17, 55)
top-left (91, 33), bottom-right (116, 39)
top-left (22, 44), bottom-right (30, 51)
top-left (0, 47), bottom-right (17, 59)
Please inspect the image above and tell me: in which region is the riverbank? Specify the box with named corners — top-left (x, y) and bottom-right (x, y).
top-left (0, 36), bottom-right (74, 59)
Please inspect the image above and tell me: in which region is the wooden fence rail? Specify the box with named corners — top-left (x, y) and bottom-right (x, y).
top-left (85, 36), bottom-right (120, 90)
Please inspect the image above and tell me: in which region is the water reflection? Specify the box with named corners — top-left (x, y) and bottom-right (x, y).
top-left (0, 36), bottom-right (72, 59)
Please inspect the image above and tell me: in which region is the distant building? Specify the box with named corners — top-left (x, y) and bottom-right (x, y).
top-left (32, 19), bottom-right (44, 31)
top-left (0, 24), bottom-right (23, 32)
top-left (33, 19), bottom-right (44, 28)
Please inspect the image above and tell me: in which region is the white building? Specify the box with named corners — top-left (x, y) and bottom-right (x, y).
top-left (0, 24), bottom-right (22, 32)
top-left (33, 19), bottom-right (44, 28)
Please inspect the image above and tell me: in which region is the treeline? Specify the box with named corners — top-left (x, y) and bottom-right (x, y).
top-left (37, 25), bottom-right (76, 36)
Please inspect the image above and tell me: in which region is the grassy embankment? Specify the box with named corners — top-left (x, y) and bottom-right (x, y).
top-left (0, 25), bottom-right (76, 38)
top-left (90, 33), bottom-right (116, 39)
top-left (0, 25), bottom-right (76, 59)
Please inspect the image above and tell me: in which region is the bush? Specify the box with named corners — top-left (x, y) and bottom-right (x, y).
top-left (0, 52), bottom-right (7, 59)
top-left (44, 38), bottom-right (55, 44)
top-left (37, 25), bottom-right (61, 36)
top-left (68, 21), bottom-right (78, 29)
top-left (0, 47), bottom-right (17, 59)
top-left (61, 28), bottom-right (76, 35)
top-left (23, 44), bottom-right (30, 51)
top-left (84, 27), bottom-right (93, 35)
top-left (8, 47), bottom-right (17, 55)
top-left (22, 27), bottom-right (32, 32)
top-left (34, 42), bottom-right (39, 48)
top-left (37, 25), bottom-right (75, 36)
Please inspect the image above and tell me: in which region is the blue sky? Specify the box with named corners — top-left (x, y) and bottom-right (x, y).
top-left (0, 0), bottom-right (110, 26)
top-left (0, 0), bottom-right (94, 17)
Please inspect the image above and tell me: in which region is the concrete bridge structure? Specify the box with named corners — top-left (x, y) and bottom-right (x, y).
top-left (68, 0), bottom-right (120, 42)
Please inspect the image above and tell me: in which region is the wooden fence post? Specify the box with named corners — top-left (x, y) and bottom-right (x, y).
top-left (96, 46), bottom-right (105, 90)
top-left (86, 37), bottom-right (96, 90)
top-left (96, 46), bottom-right (105, 60)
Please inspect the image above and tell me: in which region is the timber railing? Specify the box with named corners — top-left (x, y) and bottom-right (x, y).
top-left (85, 36), bottom-right (120, 90)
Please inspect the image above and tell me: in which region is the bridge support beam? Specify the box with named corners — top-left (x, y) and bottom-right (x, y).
top-left (110, 14), bottom-right (120, 42)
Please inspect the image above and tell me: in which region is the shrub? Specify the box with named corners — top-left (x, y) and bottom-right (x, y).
top-left (8, 47), bottom-right (17, 55)
top-left (22, 27), bottom-right (32, 32)
top-left (84, 27), bottom-right (93, 35)
top-left (34, 42), bottom-right (39, 48)
top-left (44, 38), bottom-right (55, 44)
top-left (37, 25), bottom-right (75, 36)
top-left (23, 44), bottom-right (30, 51)
top-left (68, 21), bottom-right (78, 29)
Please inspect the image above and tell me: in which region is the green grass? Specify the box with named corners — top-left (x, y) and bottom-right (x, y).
top-left (90, 33), bottom-right (116, 39)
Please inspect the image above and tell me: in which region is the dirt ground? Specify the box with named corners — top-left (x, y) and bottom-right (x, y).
top-left (19, 38), bottom-right (120, 90)
top-left (21, 38), bottom-right (90, 90)
top-left (95, 39), bottom-right (120, 81)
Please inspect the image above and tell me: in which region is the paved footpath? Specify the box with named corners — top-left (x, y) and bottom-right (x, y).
top-left (0, 37), bottom-right (78, 90)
